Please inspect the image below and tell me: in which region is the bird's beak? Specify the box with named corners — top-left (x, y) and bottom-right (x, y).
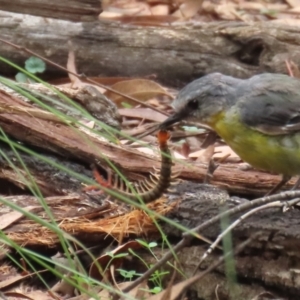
top-left (159, 109), bottom-right (189, 130)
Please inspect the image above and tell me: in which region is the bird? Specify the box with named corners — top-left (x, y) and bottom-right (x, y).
top-left (159, 72), bottom-right (300, 194)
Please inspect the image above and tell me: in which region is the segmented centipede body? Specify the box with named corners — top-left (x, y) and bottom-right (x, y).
top-left (92, 130), bottom-right (173, 203)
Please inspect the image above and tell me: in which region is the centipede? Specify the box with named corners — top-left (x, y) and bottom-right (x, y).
top-left (89, 130), bottom-right (173, 203)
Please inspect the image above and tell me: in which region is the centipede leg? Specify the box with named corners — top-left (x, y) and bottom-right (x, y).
top-left (83, 164), bottom-right (112, 193)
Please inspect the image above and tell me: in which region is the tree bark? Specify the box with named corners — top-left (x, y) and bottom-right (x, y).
top-left (159, 183), bottom-right (300, 299)
top-left (1, 11), bottom-right (300, 87)
top-left (0, 0), bottom-right (101, 21)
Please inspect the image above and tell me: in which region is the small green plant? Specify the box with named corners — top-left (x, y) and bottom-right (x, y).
top-left (121, 102), bottom-right (133, 108)
top-left (15, 56), bottom-right (46, 83)
top-left (148, 285), bottom-right (162, 294)
top-left (123, 239), bottom-right (170, 293)
top-left (118, 269), bottom-right (142, 280)
top-left (102, 251), bottom-right (129, 275)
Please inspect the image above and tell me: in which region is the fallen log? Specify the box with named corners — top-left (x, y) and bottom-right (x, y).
top-left (1, 11), bottom-right (300, 86)
top-left (0, 0), bottom-right (101, 21)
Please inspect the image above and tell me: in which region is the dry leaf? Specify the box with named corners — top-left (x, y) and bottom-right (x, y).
top-left (0, 206), bottom-right (39, 230)
top-left (94, 288), bottom-right (111, 300)
top-left (104, 79), bottom-right (172, 107)
top-left (147, 272), bottom-right (205, 300)
top-left (214, 145), bottom-right (240, 160)
top-left (290, 6), bottom-right (300, 11)
top-left (4, 290), bottom-right (54, 300)
top-left (96, 281), bottom-right (150, 300)
top-left (186, 136), bottom-right (203, 151)
top-left (0, 272), bottom-right (44, 290)
top-left (118, 281), bottom-right (150, 299)
top-left (100, 14), bottom-right (178, 25)
top-left (119, 108), bottom-right (166, 122)
top-left (49, 76), bottom-right (135, 87)
top-left (234, 2), bottom-right (288, 11)
top-left (50, 273), bottom-right (76, 296)
top-left (207, 2), bottom-right (238, 20)
top-left (270, 18), bottom-right (300, 26)
top-left (285, 0), bottom-right (300, 8)
top-left (101, 1), bottom-right (151, 16)
top-left (150, 4), bottom-right (169, 15)
top-left (188, 143), bottom-right (215, 164)
top-left (88, 77), bottom-right (137, 86)
top-left (181, 142), bottom-right (190, 158)
top-left (173, 0), bottom-right (203, 19)
top-left (89, 241), bottom-right (141, 281)
top-left (286, 60), bottom-right (300, 78)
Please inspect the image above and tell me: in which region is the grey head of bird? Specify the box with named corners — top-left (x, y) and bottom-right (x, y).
top-left (160, 73), bottom-right (242, 129)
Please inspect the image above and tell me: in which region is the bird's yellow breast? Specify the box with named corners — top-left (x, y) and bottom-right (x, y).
top-left (207, 110), bottom-right (300, 176)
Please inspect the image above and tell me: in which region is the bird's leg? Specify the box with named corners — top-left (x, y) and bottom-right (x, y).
top-left (266, 175), bottom-right (291, 196)
top-left (204, 159), bottom-right (219, 183)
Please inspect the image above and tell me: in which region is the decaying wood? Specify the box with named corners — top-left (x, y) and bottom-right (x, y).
top-left (0, 140), bottom-right (94, 196)
top-left (154, 183), bottom-right (300, 299)
top-left (15, 83), bottom-right (122, 129)
top-left (0, 0), bottom-right (101, 21)
top-left (1, 12), bottom-right (300, 86)
top-left (0, 88), bottom-right (152, 170)
top-left (1, 193), bottom-right (175, 246)
top-left (198, 163), bottom-right (297, 196)
top-left (1, 193), bottom-right (118, 244)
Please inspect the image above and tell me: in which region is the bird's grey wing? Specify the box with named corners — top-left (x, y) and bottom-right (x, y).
top-left (239, 89), bottom-right (300, 136)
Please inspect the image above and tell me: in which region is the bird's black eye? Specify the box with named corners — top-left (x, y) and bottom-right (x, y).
top-left (187, 99), bottom-right (198, 110)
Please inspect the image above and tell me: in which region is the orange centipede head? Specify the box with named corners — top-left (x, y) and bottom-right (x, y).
top-left (157, 130), bottom-right (171, 145)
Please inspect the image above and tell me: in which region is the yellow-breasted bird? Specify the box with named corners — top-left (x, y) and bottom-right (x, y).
top-left (159, 72), bottom-right (300, 193)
